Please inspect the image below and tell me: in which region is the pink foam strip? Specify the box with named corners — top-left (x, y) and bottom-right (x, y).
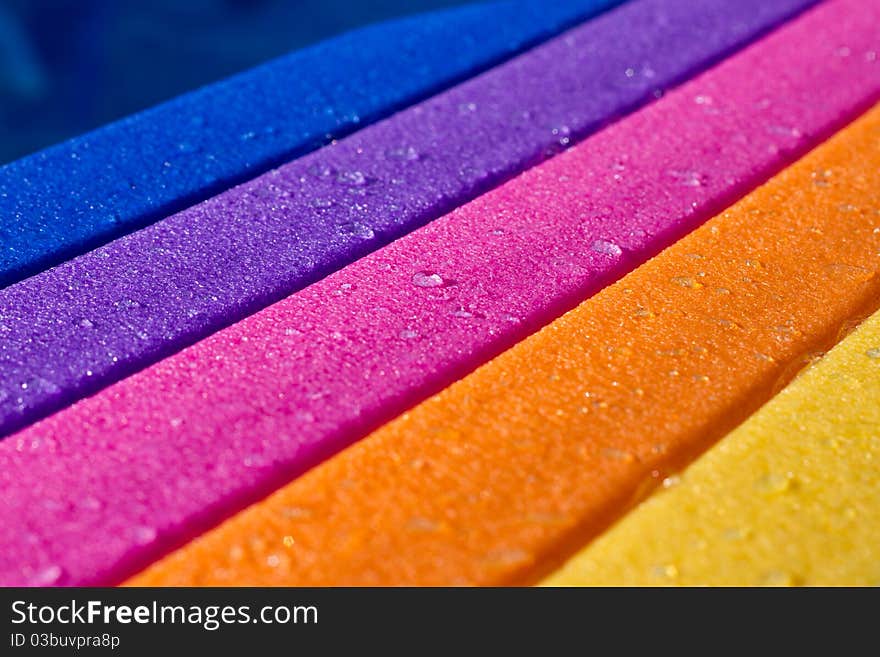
top-left (3, 0), bottom-right (879, 586)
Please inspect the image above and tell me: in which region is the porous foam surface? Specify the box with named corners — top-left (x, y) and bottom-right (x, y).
top-left (4, 0), bottom-right (877, 586)
top-left (544, 310), bottom-right (880, 586)
top-left (133, 102), bottom-right (880, 587)
top-left (0, 0), bottom-right (817, 439)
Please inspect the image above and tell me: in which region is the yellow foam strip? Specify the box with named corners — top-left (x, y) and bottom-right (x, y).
top-left (545, 311), bottom-right (880, 587)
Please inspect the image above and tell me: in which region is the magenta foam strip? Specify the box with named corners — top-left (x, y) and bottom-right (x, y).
top-left (3, 0), bottom-right (879, 587)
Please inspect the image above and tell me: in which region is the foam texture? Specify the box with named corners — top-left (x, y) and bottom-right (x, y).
top-left (2, 0), bottom-right (876, 587)
top-left (544, 311), bottom-right (880, 586)
top-left (0, 0), bottom-right (622, 289)
top-left (129, 102), bottom-right (880, 586)
top-left (0, 0), bottom-right (818, 440)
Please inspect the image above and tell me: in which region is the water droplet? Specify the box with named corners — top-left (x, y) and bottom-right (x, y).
top-left (398, 329), bottom-right (418, 340)
top-left (551, 125), bottom-right (571, 146)
top-left (227, 545), bottom-right (245, 563)
top-left (591, 239), bottom-right (623, 257)
top-left (458, 102), bottom-right (477, 114)
top-left (662, 475), bottom-right (681, 489)
top-left (78, 318), bottom-right (95, 329)
top-left (282, 535), bottom-right (295, 548)
top-left (312, 198), bottom-right (334, 209)
top-left (624, 67), bottom-right (635, 78)
top-left (485, 548), bottom-right (530, 566)
top-left (668, 170), bottom-right (705, 187)
top-left (337, 170), bottom-right (367, 186)
top-left (132, 526), bottom-right (158, 545)
top-left (652, 563), bottom-right (679, 580)
top-left (450, 308), bottom-right (473, 318)
top-left (671, 276), bottom-right (702, 289)
top-left (755, 472), bottom-right (795, 494)
top-left (337, 222), bottom-right (375, 239)
top-left (31, 565), bottom-right (63, 586)
top-left (767, 125), bottom-right (803, 139)
top-left (387, 146), bottom-right (420, 161)
top-left (811, 169), bottom-right (832, 187)
top-left (865, 348), bottom-right (880, 359)
top-left (81, 496), bottom-right (103, 511)
top-left (601, 448), bottom-right (635, 463)
top-left (309, 163), bottom-right (334, 178)
top-left (411, 271), bottom-right (445, 288)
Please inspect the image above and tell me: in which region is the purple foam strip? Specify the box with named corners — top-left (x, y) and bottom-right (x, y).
top-left (0, 0), bottom-right (817, 442)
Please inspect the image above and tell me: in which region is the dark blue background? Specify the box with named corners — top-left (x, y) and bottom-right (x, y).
top-left (0, 0), bottom-right (473, 165)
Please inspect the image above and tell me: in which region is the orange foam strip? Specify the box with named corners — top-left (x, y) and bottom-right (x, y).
top-left (130, 105), bottom-right (880, 586)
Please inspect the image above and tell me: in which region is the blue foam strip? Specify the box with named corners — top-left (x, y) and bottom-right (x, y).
top-left (0, 0), bottom-right (621, 289)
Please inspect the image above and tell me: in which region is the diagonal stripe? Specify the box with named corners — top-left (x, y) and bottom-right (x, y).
top-left (129, 101), bottom-right (880, 586)
top-left (543, 310), bottom-right (880, 587)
